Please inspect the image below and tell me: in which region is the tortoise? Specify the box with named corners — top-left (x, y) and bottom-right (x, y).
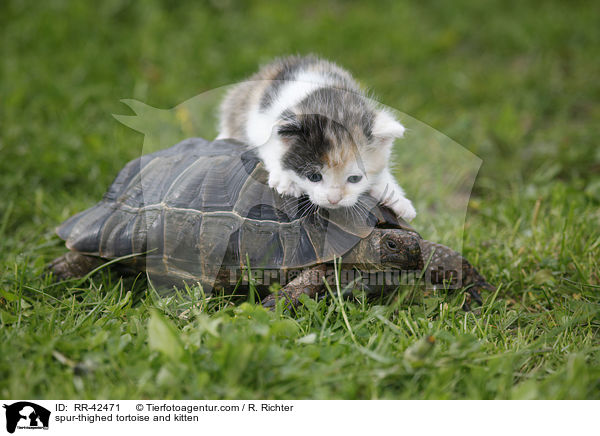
top-left (50, 137), bottom-right (493, 308)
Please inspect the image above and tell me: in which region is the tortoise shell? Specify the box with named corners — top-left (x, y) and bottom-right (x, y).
top-left (57, 138), bottom-right (415, 285)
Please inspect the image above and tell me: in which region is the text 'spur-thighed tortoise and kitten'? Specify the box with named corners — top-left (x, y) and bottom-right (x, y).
top-left (217, 55), bottom-right (417, 222)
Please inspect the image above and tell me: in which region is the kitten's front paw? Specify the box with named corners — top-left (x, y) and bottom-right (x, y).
top-left (287, 182), bottom-right (302, 197)
top-left (268, 171), bottom-right (302, 197)
top-left (372, 184), bottom-right (417, 222)
top-left (391, 197), bottom-right (417, 222)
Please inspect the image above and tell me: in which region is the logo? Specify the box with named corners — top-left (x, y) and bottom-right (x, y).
top-left (3, 402), bottom-right (50, 434)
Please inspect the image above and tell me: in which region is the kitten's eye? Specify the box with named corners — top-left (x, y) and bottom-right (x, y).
top-left (347, 175), bottom-right (362, 183)
top-left (307, 173), bottom-right (322, 182)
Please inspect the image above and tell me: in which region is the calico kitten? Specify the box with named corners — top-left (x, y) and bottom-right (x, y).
top-left (217, 55), bottom-right (416, 221)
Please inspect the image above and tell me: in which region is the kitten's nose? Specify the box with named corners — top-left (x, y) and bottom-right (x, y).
top-left (327, 191), bottom-right (342, 205)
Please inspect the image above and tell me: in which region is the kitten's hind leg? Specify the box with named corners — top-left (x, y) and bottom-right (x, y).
top-left (370, 170), bottom-right (417, 221)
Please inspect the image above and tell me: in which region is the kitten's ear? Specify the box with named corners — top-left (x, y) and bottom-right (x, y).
top-left (372, 110), bottom-right (405, 141)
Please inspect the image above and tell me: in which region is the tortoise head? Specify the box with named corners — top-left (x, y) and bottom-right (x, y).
top-left (344, 228), bottom-right (423, 271)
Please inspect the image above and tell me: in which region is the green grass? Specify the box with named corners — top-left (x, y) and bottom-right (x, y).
top-left (1, 0), bottom-right (600, 399)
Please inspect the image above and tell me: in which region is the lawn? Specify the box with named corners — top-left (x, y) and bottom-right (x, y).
top-left (1, 0), bottom-right (599, 399)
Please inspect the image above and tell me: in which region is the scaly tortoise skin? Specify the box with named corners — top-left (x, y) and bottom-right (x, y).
top-left (50, 137), bottom-right (493, 308)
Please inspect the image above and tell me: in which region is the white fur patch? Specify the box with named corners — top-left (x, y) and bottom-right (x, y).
top-left (246, 72), bottom-right (338, 147)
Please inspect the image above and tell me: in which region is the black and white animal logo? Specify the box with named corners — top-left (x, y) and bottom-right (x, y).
top-left (3, 402), bottom-right (50, 433)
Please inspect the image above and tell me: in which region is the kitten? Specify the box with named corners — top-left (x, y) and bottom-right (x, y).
top-left (217, 55), bottom-right (416, 221)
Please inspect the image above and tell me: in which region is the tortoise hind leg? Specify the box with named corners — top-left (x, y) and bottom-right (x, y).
top-left (262, 265), bottom-right (327, 309)
top-left (47, 252), bottom-right (105, 281)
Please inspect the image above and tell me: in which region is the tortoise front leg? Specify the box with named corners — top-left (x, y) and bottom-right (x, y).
top-left (419, 239), bottom-right (495, 309)
top-left (262, 264), bottom-right (327, 309)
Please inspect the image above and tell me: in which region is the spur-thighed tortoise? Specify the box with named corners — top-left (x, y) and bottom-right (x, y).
top-left (50, 138), bottom-right (493, 308)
